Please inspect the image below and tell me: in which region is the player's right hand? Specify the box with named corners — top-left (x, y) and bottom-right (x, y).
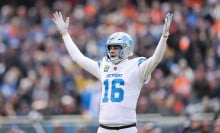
top-left (52, 11), bottom-right (69, 35)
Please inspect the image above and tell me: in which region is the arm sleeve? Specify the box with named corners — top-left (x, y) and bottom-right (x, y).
top-left (139, 37), bottom-right (167, 81)
top-left (62, 34), bottom-right (100, 79)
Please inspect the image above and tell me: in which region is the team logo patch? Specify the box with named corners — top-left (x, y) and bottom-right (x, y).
top-left (104, 65), bottom-right (110, 72)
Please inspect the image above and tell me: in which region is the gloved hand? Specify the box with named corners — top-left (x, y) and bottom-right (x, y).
top-left (52, 11), bottom-right (69, 35)
top-left (162, 13), bottom-right (173, 38)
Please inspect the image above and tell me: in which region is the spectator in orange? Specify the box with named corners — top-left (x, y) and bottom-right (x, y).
top-left (172, 75), bottom-right (191, 99)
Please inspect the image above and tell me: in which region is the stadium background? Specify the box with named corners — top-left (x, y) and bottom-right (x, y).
top-left (0, 0), bottom-right (220, 132)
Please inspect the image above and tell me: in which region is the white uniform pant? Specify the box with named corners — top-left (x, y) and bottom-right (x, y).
top-left (97, 126), bottom-right (137, 133)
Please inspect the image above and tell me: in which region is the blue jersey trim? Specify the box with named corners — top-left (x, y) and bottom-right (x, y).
top-left (97, 60), bottom-right (102, 68)
top-left (138, 57), bottom-right (146, 66)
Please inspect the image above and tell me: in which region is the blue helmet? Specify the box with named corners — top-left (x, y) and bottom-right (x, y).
top-left (105, 32), bottom-right (134, 63)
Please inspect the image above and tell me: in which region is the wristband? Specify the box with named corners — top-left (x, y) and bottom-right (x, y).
top-left (61, 31), bottom-right (68, 36)
top-left (162, 32), bottom-right (169, 38)
top-left (162, 35), bottom-right (168, 38)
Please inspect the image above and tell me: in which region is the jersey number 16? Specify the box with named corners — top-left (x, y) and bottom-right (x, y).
top-left (102, 79), bottom-right (124, 103)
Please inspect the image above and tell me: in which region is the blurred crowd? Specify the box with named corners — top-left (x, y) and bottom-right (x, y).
top-left (138, 117), bottom-right (220, 133)
top-left (0, 0), bottom-right (220, 127)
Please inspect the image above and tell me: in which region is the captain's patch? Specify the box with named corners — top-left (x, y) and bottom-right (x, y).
top-left (104, 65), bottom-right (110, 72)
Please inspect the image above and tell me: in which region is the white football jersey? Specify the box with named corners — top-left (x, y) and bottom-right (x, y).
top-left (97, 57), bottom-right (150, 125)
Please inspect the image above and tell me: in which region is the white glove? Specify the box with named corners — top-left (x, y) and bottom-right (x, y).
top-left (52, 11), bottom-right (69, 35)
top-left (162, 13), bottom-right (173, 38)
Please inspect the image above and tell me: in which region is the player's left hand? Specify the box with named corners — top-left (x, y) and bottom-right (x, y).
top-left (162, 12), bottom-right (173, 38)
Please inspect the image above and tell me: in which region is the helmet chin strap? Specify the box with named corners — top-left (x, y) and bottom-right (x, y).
top-left (111, 59), bottom-right (121, 64)
top-left (109, 56), bottom-right (128, 64)
top-left (108, 56), bottom-right (120, 64)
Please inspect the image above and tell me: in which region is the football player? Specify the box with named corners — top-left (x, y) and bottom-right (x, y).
top-left (52, 11), bottom-right (173, 133)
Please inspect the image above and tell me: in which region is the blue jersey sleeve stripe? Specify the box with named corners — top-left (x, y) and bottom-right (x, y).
top-left (97, 60), bottom-right (102, 68)
top-left (138, 58), bottom-right (146, 66)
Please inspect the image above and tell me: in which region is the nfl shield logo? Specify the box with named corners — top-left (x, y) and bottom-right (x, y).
top-left (104, 65), bottom-right (110, 72)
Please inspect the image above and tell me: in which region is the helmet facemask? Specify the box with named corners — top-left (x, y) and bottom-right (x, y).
top-left (106, 45), bottom-right (122, 64)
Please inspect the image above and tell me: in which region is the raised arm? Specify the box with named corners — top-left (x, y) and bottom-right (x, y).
top-left (141, 13), bottom-right (173, 80)
top-left (52, 11), bottom-right (100, 79)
